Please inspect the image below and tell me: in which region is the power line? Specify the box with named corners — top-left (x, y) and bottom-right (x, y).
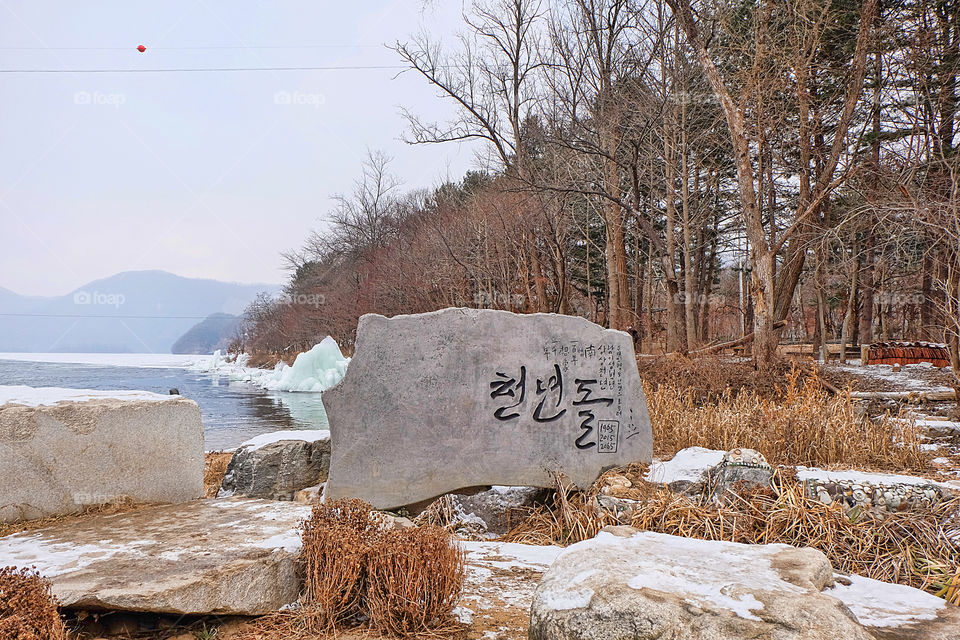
top-left (0, 44), bottom-right (384, 51)
top-left (0, 64), bottom-right (408, 73)
top-left (0, 312), bottom-right (216, 319)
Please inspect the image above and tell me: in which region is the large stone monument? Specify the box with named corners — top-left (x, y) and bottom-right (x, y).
top-left (324, 308), bottom-right (652, 510)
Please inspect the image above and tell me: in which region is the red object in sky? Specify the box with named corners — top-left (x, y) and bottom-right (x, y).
top-left (137, 45), bottom-right (146, 52)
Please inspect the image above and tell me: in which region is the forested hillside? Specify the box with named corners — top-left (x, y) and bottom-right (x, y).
top-left (240, 0), bottom-right (959, 376)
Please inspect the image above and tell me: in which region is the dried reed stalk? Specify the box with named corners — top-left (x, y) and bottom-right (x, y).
top-left (646, 367), bottom-right (930, 470)
top-left (298, 498), bottom-right (384, 630)
top-left (504, 473), bottom-right (960, 602)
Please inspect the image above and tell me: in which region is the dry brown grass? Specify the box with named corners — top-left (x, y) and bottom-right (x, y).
top-left (204, 451), bottom-right (234, 498)
top-left (638, 355), bottom-right (819, 402)
top-left (0, 567), bottom-right (67, 640)
top-left (646, 366), bottom-right (931, 470)
top-left (366, 526), bottom-right (466, 636)
top-left (270, 499), bottom-right (465, 638)
top-left (505, 474), bottom-right (960, 604)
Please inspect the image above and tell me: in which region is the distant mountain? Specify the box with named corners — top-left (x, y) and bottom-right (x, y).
top-left (171, 312), bottom-right (243, 355)
top-left (0, 271), bottom-right (279, 354)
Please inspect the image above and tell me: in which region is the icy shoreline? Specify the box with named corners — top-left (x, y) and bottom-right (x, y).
top-left (0, 338), bottom-right (351, 394)
top-left (0, 338), bottom-right (351, 396)
top-left (186, 336), bottom-right (350, 394)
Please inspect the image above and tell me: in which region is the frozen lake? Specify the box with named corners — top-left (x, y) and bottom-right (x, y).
top-left (0, 355), bottom-right (329, 450)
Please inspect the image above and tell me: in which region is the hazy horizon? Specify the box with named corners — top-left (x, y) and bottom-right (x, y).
top-left (0, 268), bottom-right (280, 298)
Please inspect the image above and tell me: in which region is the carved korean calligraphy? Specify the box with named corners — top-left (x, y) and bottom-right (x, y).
top-left (324, 308), bottom-right (652, 510)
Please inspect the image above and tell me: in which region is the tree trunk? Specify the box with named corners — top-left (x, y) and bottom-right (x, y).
top-left (663, 120), bottom-right (686, 349)
top-left (840, 236), bottom-right (860, 363)
top-left (921, 250), bottom-right (935, 340)
top-left (680, 94), bottom-right (698, 348)
top-left (859, 231), bottom-right (875, 345)
top-left (814, 249), bottom-right (829, 362)
top-left (752, 251), bottom-right (779, 366)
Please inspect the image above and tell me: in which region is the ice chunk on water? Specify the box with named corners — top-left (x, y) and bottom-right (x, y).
top-left (187, 338), bottom-right (349, 393)
top-left (261, 336), bottom-right (350, 393)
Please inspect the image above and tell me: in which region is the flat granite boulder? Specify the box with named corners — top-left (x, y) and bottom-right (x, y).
top-left (0, 498), bottom-right (312, 615)
top-left (324, 308), bottom-right (652, 510)
top-left (0, 386), bottom-right (204, 523)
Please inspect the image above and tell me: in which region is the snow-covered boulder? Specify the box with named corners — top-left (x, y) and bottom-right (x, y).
top-left (529, 527), bottom-right (872, 640)
top-left (644, 446), bottom-right (772, 498)
top-left (706, 448), bottom-right (774, 499)
top-left (644, 447), bottom-right (726, 493)
top-left (0, 385), bottom-right (203, 523)
top-left (219, 430), bottom-right (331, 501)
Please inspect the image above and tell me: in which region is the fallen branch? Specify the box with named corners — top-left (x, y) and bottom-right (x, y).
top-left (849, 390), bottom-right (958, 402)
top-left (689, 332), bottom-right (755, 356)
top-left (638, 322), bottom-right (787, 360)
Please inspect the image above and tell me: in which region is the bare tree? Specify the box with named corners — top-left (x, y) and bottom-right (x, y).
top-left (666, 0), bottom-right (879, 368)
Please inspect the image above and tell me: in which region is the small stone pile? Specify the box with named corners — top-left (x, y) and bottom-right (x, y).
top-left (807, 480), bottom-right (946, 513)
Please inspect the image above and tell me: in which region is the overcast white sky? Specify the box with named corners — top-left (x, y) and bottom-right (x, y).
top-left (0, 1), bottom-right (480, 297)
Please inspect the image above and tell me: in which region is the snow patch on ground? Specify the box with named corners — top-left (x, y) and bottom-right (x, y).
top-left (795, 466), bottom-right (948, 489)
top-left (452, 606), bottom-right (474, 624)
top-left (0, 385), bottom-right (174, 407)
top-left (898, 416), bottom-right (960, 435)
top-left (836, 363), bottom-right (954, 393)
top-left (237, 429), bottom-right (330, 451)
top-left (460, 541), bottom-right (564, 612)
top-left (827, 574), bottom-right (945, 628)
top-left (463, 541), bottom-right (564, 570)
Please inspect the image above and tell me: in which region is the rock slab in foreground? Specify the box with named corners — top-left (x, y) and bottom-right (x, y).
top-left (0, 387), bottom-right (204, 523)
top-left (0, 498), bottom-right (312, 615)
top-left (530, 527), bottom-right (873, 640)
top-left (219, 430), bottom-right (331, 500)
top-left (324, 308), bottom-right (652, 509)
